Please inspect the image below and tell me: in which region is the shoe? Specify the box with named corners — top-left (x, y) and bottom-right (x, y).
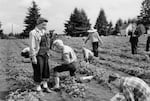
top-left (51, 86), bottom-right (60, 91)
top-left (43, 87), bottom-right (53, 93)
top-left (32, 85), bottom-right (42, 92)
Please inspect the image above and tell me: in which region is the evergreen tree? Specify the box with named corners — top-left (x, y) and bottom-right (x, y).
top-left (138, 0), bottom-right (150, 26)
top-left (64, 8), bottom-right (91, 37)
top-left (123, 20), bottom-right (127, 24)
top-left (107, 21), bottom-right (113, 35)
top-left (114, 19), bottom-right (123, 35)
top-left (94, 9), bottom-right (108, 36)
top-left (116, 18), bottom-right (123, 27)
top-left (23, 1), bottom-right (41, 38)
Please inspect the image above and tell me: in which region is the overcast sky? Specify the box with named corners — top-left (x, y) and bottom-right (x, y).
top-left (0, 0), bottom-right (142, 34)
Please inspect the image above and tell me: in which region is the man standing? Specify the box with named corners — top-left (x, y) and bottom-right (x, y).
top-left (52, 39), bottom-right (77, 89)
top-left (129, 23), bottom-right (138, 54)
top-left (109, 73), bottom-right (150, 101)
top-left (129, 22), bottom-right (145, 54)
top-left (146, 26), bottom-right (150, 51)
top-left (85, 28), bottom-right (103, 57)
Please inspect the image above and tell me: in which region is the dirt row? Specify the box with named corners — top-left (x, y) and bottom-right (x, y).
top-left (0, 39), bottom-right (114, 101)
top-left (2, 35), bottom-right (150, 101)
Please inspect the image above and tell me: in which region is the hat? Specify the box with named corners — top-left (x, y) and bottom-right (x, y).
top-left (87, 28), bottom-right (97, 33)
top-left (37, 17), bottom-right (48, 25)
top-left (53, 39), bottom-right (64, 46)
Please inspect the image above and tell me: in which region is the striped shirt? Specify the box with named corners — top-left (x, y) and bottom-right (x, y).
top-left (120, 77), bottom-right (150, 101)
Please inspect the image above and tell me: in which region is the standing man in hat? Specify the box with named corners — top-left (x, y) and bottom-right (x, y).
top-left (129, 22), bottom-right (138, 54)
top-left (109, 73), bottom-right (150, 101)
top-left (29, 17), bottom-right (52, 93)
top-left (85, 28), bottom-right (103, 57)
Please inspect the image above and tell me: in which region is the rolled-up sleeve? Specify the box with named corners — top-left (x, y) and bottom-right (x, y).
top-left (29, 31), bottom-right (36, 58)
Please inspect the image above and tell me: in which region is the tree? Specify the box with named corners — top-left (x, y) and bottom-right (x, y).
top-left (107, 21), bottom-right (113, 35)
top-left (94, 9), bottom-right (108, 36)
top-left (23, 1), bottom-right (41, 38)
top-left (116, 18), bottom-right (123, 27)
top-left (113, 18), bottom-right (123, 35)
top-left (123, 20), bottom-right (127, 24)
top-left (64, 8), bottom-right (91, 37)
top-left (138, 0), bottom-right (150, 26)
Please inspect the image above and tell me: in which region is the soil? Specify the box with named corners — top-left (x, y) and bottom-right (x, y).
top-left (0, 35), bottom-right (150, 101)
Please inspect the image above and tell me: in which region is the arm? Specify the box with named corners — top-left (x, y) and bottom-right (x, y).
top-left (97, 33), bottom-right (103, 45)
top-left (29, 32), bottom-right (37, 64)
top-left (85, 35), bottom-right (90, 44)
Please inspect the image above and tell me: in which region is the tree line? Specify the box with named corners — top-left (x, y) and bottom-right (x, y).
top-left (0, 0), bottom-right (150, 38)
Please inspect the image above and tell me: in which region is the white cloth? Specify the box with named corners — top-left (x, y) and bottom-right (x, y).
top-left (22, 47), bottom-right (30, 53)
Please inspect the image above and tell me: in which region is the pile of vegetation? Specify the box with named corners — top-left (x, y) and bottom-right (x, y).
top-left (60, 76), bottom-right (87, 98)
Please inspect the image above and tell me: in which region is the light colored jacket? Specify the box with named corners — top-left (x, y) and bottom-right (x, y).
top-left (62, 45), bottom-right (77, 64)
top-left (29, 27), bottom-right (44, 58)
top-left (86, 32), bottom-right (103, 44)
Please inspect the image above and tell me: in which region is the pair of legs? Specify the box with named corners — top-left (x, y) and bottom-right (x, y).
top-left (32, 54), bottom-right (51, 92)
top-left (53, 62), bottom-right (77, 88)
top-left (130, 37), bottom-right (138, 54)
top-left (92, 42), bottom-right (99, 57)
top-left (84, 56), bottom-right (93, 64)
top-left (146, 36), bottom-right (150, 51)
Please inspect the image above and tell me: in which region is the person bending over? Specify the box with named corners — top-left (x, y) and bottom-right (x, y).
top-left (52, 39), bottom-right (77, 89)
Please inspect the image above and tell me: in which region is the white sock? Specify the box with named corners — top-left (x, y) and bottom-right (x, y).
top-left (55, 77), bottom-right (60, 88)
top-left (43, 81), bottom-right (48, 88)
top-left (36, 85), bottom-right (42, 91)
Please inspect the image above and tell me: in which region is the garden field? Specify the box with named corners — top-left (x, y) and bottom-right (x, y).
top-left (0, 35), bottom-right (150, 101)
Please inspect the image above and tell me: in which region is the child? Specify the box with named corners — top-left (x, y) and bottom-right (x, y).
top-left (52, 39), bottom-right (77, 89)
top-left (82, 47), bottom-right (94, 63)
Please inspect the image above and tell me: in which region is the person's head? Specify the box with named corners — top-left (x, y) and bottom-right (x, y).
top-left (36, 17), bottom-right (48, 30)
top-left (108, 73), bottom-right (122, 88)
top-left (53, 39), bottom-right (64, 50)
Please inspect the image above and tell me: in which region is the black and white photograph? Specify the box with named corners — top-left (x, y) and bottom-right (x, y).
top-left (0, 0), bottom-right (150, 101)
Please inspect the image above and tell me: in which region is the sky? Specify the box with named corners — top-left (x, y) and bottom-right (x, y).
top-left (0, 0), bottom-right (143, 34)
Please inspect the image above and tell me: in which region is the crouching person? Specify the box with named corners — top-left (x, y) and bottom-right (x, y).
top-left (21, 47), bottom-right (30, 58)
top-left (52, 39), bottom-right (77, 89)
top-left (82, 47), bottom-right (94, 63)
top-left (108, 73), bottom-right (150, 101)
